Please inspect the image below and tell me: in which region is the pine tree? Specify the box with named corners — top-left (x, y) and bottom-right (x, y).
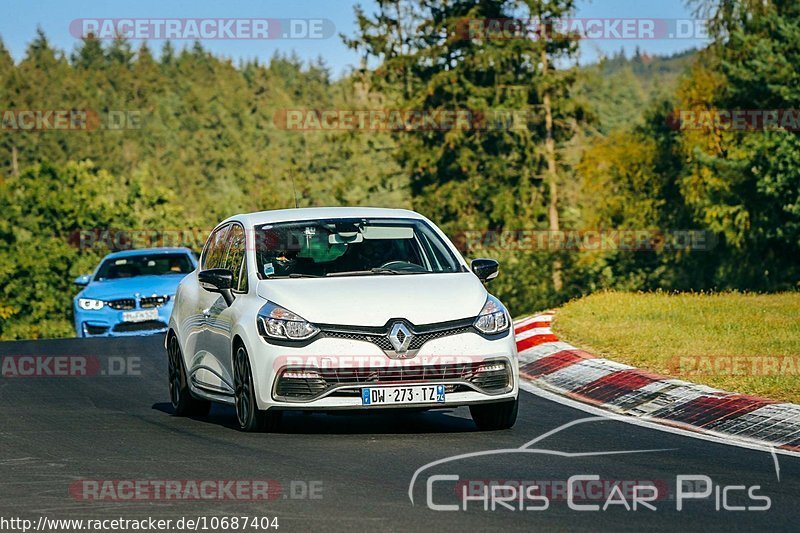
top-left (71, 33), bottom-right (105, 70)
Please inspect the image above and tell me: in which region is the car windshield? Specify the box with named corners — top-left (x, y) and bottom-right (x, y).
top-left (94, 253), bottom-right (194, 280)
top-left (254, 218), bottom-right (461, 278)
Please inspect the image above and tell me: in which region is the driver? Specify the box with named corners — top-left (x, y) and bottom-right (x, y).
top-left (272, 250), bottom-right (297, 276)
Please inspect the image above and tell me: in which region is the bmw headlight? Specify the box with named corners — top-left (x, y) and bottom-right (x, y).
top-left (257, 302), bottom-right (319, 341)
top-left (78, 298), bottom-right (105, 310)
top-left (474, 294), bottom-right (510, 334)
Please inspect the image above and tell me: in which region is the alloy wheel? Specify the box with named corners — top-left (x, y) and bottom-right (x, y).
top-left (167, 335), bottom-right (182, 408)
top-left (234, 346), bottom-right (252, 428)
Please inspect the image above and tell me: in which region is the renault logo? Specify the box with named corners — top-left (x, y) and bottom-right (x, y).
top-left (388, 322), bottom-right (413, 353)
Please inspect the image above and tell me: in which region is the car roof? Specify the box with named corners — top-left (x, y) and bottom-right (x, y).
top-left (220, 207), bottom-right (426, 229)
top-left (102, 247), bottom-right (195, 260)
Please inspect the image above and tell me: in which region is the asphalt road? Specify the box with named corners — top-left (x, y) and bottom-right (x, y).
top-left (0, 336), bottom-right (798, 532)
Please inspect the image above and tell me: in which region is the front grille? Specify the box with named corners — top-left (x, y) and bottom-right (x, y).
top-left (274, 361), bottom-right (510, 400)
top-left (318, 319), bottom-right (475, 354)
top-left (112, 320), bottom-right (168, 333)
top-left (140, 295), bottom-right (169, 308)
top-left (408, 326), bottom-right (472, 350)
top-left (323, 331), bottom-right (394, 350)
top-left (328, 384), bottom-right (463, 397)
top-left (106, 295), bottom-right (170, 310)
top-left (320, 363), bottom-right (477, 383)
top-left (107, 298), bottom-right (136, 310)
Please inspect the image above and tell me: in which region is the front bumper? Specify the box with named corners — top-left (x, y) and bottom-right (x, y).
top-left (248, 329), bottom-right (519, 411)
top-left (74, 300), bottom-right (173, 337)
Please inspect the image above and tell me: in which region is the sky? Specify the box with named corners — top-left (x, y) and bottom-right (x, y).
top-left (0, 0), bottom-right (708, 77)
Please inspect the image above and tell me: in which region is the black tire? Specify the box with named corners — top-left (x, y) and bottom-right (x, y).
top-left (167, 334), bottom-right (211, 417)
top-left (469, 397), bottom-right (519, 430)
top-left (233, 344), bottom-right (281, 432)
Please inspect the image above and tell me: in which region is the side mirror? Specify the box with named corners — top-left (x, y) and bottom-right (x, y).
top-left (74, 274), bottom-right (91, 287)
top-left (198, 268), bottom-right (235, 305)
top-left (471, 258), bottom-right (499, 282)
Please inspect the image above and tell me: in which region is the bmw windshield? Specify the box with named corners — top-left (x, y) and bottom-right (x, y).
top-left (94, 253), bottom-right (195, 281)
top-left (255, 218), bottom-right (461, 279)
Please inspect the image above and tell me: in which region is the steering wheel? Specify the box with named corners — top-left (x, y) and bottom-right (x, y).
top-left (379, 260), bottom-right (427, 272)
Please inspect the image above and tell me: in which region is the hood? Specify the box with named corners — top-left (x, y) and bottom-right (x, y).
top-left (80, 274), bottom-right (186, 300)
top-left (256, 272), bottom-right (488, 326)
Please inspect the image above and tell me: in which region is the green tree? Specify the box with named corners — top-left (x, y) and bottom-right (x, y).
top-left (0, 30), bottom-right (413, 336)
top-left (678, 0), bottom-right (800, 288)
top-left (0, 161), bottom-right (183, 339)
top-left (347, 0), bottom-right (584, 310)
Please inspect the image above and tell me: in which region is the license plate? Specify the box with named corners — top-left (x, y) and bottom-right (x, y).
top-left (122, 309), bottom-right (159, 323)
top-left (361, 385), bottom-right (446, 406)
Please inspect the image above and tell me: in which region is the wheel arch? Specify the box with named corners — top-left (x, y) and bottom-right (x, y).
top-left (232, 333), bottom-right (246, 357)
top-left (231, 333), bottom-right (248, 372)
top-left (165, 327), bottom-right (177, 349)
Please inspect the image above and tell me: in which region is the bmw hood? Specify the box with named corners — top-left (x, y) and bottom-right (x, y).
top-left (256, 272), bottom-right (488, 326)
top-left (79, 274), bottom-right (186, 300)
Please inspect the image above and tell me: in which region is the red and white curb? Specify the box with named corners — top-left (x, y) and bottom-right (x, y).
top-left (513, 314), bottom-right (800, 454)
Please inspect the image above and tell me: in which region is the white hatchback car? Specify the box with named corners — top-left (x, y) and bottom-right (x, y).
top-left (167, 207), bottom-right (519, 431)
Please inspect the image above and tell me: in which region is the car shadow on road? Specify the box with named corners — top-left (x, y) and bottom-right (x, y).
top-left (152, 402), bottom-right (480, 434)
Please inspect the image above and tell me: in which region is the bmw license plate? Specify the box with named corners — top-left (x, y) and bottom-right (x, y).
top-left (122, 309), bottom-right (159, 323)
top-left (361, 385), bottom-right (446, 406)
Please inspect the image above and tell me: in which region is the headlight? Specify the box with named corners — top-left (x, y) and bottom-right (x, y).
top-left (257, 302), bottom-right (319, 341)
top-left (473, 295), bottom-right (509, 334)
top-left (78, 298), bottom-right (105, 310)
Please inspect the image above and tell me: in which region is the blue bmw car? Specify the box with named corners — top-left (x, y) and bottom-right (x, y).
top-left (73, 247), bottom-right (197, 337)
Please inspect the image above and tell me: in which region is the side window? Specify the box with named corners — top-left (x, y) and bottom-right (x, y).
top-left (225, 224), bottom-right (248, 292)
top-left (202, 225), bottom-right (230, 270)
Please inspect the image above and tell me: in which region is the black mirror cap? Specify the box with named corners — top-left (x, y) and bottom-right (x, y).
top-left (198, 268), bottom-right (234, 291)
top-left (471, 258), bottom-right (499, 282)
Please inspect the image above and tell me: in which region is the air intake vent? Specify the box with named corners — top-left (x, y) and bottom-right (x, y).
top-left (140, 295), bottom-right (170, 308)
top-left (107, 298), bottom-right (136, 310)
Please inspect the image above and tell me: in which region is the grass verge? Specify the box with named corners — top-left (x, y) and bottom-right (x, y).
top-left (552, 291), bottom-right (800, 403)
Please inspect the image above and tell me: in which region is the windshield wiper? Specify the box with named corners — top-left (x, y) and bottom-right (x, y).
top-left (263, 273), bottom-right (323, 279)
top-left (324, 268), bottom-right (424, 277)
top-left (325, 270), bottom-right (377, 277)
top-left (372, 267), bottom-right (403, 274)
top-left (371, 267), bottom-right (417, 275)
